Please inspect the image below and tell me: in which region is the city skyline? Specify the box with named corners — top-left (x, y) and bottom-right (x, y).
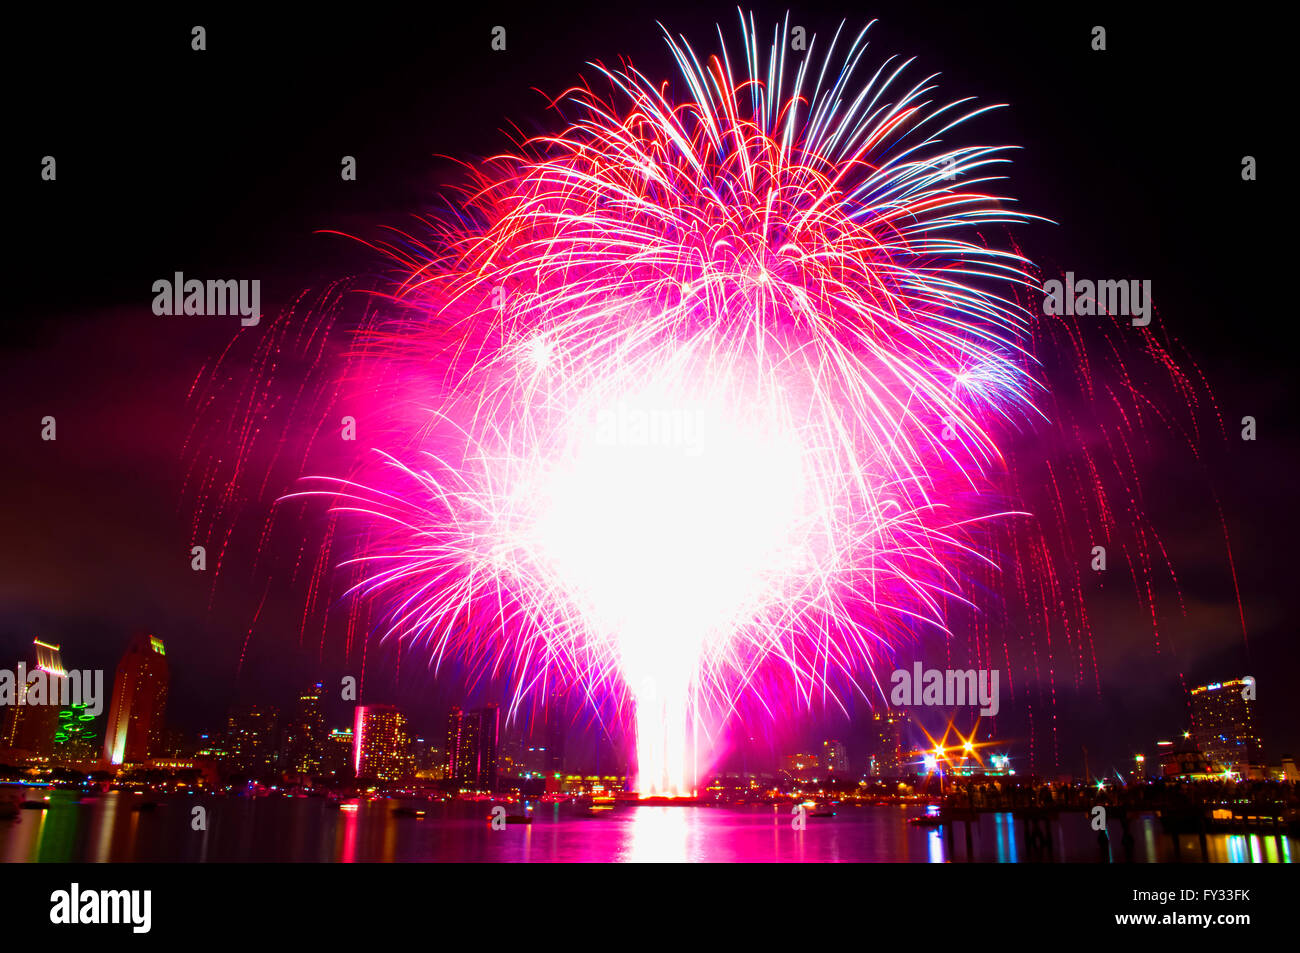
top-left (2, 629), bottom-right (1289, 790)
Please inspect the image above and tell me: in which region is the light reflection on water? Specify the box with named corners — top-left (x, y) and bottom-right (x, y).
top-left (1, 791), bottom-right (1294, 863)
top-left (623, 807), bottom-right (692, 862)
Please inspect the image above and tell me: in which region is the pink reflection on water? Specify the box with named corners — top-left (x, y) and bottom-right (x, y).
top-left (622, 806), bottom-right (692, 863)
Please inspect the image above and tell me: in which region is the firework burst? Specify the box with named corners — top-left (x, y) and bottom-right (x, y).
top-left (182, 13), bottom-right (1242, 794)
top-left (282, 13), bottom-right (1047, 794)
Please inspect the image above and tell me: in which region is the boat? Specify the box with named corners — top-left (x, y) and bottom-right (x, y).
top-left (810, 801), bottom-right (836, 817)
top-left (20, 801), bottom-right (50, 811)
top-left (908, 813), bottom-right (944, 826)
top-left (131, 801), bottom-right (159, 812)
top-left (393, 806), bottom-right (427, 818)
top-left (487, 802), bottom-right (536, 824)
top-left (574, 794), bottom-right (614, 817)
top-left (507, 803), bottom-right (536, 824)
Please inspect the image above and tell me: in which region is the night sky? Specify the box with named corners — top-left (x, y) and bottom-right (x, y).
top-left (5, 5), bottom-right (1290, 776)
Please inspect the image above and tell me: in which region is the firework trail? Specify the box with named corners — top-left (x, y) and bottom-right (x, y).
top-left (185, 13), bottom-right (1242, 790)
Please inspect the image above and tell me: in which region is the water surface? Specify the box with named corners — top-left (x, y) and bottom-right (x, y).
top-left (2, 792), bottom-right (1293, 863)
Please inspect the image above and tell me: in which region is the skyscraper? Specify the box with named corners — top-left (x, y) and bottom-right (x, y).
top-left (457, 711), bottom-right (480, 785)
top-left (545, 691), bottom-right (566, 776)
top-left (0, 638), bottom-right (66, 763)
top-left (1190, 678), bottom-right (1260, 770)
top-left (822, 739), bottom-right (849, 774)
top-left (102, 633), bottom-right (169, 766)
top-left (283, 681), bottom-right (326, 775)
top-left (411, 736), bottom-right (445, 779)
top-left (479, 705), bottom-right (499, 790)
top-left (522, 742), bottom-right (548, 777)
top-left (867, 710), bottom-right (907, 777)
top-left (54, 703), bottom-right (99, 766)
top-left (445, 705), bottom-right (500, 790)
top-left (223, 702), bottom-right (281, 776)
top-left (321, 727), bottom-right (354, 778)
top-left (354, 705), bottom-right (414, 782)
top-left (445, 706), bottom-right (465, 780)
top-left (496, 732), bottom-right (522, 779)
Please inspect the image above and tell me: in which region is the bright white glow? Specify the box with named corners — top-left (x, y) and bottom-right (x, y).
top-left (524, 333), bottom-right (554, 370)
top-left (624, 806), bottom-right (691, 861)
top-left (529, 382), bottom-right (810, 794)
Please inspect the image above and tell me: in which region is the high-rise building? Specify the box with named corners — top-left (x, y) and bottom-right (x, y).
top-left (321, 727), bottom-right (354, 778)
top-left (103, 633), bottom-right (169, 766)
top-left (354, 705), bottom-right (414, 782)
top-left (545, 691), bottom-right (566, 776)
top-left (822, 739), bottom-right (849, 774)
top-left (445, 705), bottom-right (500, 790)
top-left (1, 638), bottom-right (67, 763)
top-left (459, 712), bottom-right (480, 784)
top-left (522, 742), bottom-right (549, 777)
top-left (223, 702), bottom-right (280, 776)
top-left (54, 703), bottom-right (99, 766)
top-left (1190, 678), bottom-right (1260, 770)
top-left (497, 733), bottom-right (523, 779)
top-left (867, 710), bottom-right (907, 777)
top-left (284, 681), bottom-right (326, 775)
top-left (445, 705), bottom-right (474, 784)
top-left (445, 706), bottom-right (464, 779)
top-left (479, 705), bottom-right (499, 789)
top-left (411, 737), bottom-right (445, 779)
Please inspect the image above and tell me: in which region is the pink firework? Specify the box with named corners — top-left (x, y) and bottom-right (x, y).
top-left (282, 14), bottom-right (1045, 795)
